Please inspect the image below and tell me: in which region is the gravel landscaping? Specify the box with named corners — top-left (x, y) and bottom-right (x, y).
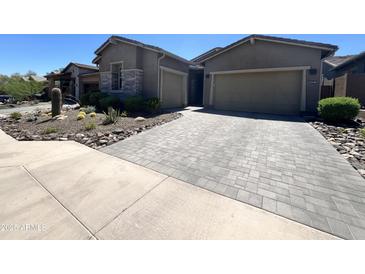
top-left (0, 109), bottom-right (181, 149)
top-left (310, 120), bottom-right (365, 178)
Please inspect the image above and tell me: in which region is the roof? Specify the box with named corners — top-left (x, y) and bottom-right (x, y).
top-left (62, 62), bottom-right (98, 73)
top-left (323, 55), bottom-right (355, 68)
top-left (79, 71), bottom-right (100, 77)
top-left (196, 34), bottom-right (338, 63)
top-left (329, 51), bottom-right (365, 71)
top-left (93, 35), bottom-right (192, 65)
top-left (21, 75), bottom-right (47, 82)
top-left (191, 47), bottom-right (222, 62)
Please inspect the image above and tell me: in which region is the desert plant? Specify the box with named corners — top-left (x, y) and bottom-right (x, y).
top-left (318, 97), bottom-right (360, 122)
top-left (79, 111), bottom-right (86, 116)
top-left (10, 111), bottom-right (22, 120)
top-left (99, 95), bottom-right (120, 111)
top-left (77, 113), bottom-right (85, 120)
top-left (85, 121), bottom-right (96, 131)
top-left (123, 96), bottom-right (145, 113)
top-left (144, 97), bottom-right (161, 114)
top-left (103, 107), bottom-right (120, 125)
top-left (90, 112), bottom-right (97, 118)
top-left (51, 88), bottom-right (62, 117)
top-left (43, 127), bottom-right (57, 134)
top-left (121, 110), bottom-right (128, 117)
top-left (83, 105), bottom-right (96, 114)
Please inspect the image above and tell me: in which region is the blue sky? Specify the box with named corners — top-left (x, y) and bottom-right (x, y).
top-left (0, 34), bottom-right (364, 76)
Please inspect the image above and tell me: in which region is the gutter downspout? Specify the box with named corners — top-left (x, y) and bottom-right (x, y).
top-left (157, 53), bottom-right (166, 100)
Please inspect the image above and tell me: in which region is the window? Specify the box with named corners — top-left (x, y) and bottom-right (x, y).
top-left (111, 63), bottom-right (123, 90)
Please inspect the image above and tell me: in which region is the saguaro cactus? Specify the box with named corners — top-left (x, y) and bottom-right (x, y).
top-left (51, 88), bottom-right (62, 117)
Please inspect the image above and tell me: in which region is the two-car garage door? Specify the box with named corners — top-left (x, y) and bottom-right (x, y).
top-left (213, 70), bottom-right (303, 115)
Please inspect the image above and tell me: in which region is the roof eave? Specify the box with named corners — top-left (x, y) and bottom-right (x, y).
top-left (198, 35), bottom-right (338, 63)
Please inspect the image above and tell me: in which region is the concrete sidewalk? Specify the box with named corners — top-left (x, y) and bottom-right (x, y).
top-left (0, 129), bottom-right (338, 239)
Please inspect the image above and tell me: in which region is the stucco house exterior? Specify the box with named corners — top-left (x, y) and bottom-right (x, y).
top-left (92, 36), bottom-right (192, 108)
top-left (46, 62), bottom-right (99, 100)
top-left (194, 35), bottom-right (338, 115)
top-left (322, 52), bottom-right (365, 106)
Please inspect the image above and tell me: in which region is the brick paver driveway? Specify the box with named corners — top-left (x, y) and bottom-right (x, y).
top-left (101, 108), bottom-right (365, 239)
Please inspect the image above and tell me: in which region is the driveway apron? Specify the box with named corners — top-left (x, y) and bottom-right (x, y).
top-left (101, 108), bottom-right (365, 239)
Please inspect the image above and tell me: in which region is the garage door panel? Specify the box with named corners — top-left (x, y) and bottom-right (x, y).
top-left (161, 71), bottom-right (185, 108)
top-left (214, 71), bottom-right (302, 115)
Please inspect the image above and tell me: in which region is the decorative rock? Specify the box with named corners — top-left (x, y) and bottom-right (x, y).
top-left (75, 133), bottom-right (85, 138)
top-left (112, 128), bottom-right (124, 134)
top-left (135, 116), bottom-right (146, 122)
top-left (59, 137), bottom-right (68, 141)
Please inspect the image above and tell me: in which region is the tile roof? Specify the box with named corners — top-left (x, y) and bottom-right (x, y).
top-left (324, 55), bottom-right (355, 67)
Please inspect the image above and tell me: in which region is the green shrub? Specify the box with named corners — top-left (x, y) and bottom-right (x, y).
top-left (318, 97), bottom-right (360, 122)
top-left (80, 93), bottom-right (91, 106)
top-left (103, 107), bottom-right (120, 125)
top-left (81, 91), bottom-right (108, 110)
top-left (123, 96), bottom-right (145, 113)
top-left (144, 97), bottom-right (161, 114)
top-left (43, 127), bottom-right (58, 134)
top-left (10, 111), bottom-right (22, 120)
top-left (85, 121), bottom-right (96, 131)
top-left (99, 95), bottom-right (120, 111)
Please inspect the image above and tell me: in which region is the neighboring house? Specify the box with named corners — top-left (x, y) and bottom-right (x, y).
top-left (92, 36), bottom-right (192, 108)
top-left (193, 35), bottom-right (338, 115)
top-left (45, 62), bottom-right (99, 100)
top-left (322, 52), bottom-right (365, 106)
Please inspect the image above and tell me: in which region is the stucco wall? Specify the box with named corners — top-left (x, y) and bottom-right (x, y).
top-left (141, 50), bottom-right (159, 98)
top-left (347, 73), bottom-right (365, 106)
top-left (160, 56), bottom-right (190, 74)
top-left (334, 74), bottom-right (347, 97)
top-left (203, 39), bottom-right (323, 113)
top-left (98, 43), bottom-right (138, 71)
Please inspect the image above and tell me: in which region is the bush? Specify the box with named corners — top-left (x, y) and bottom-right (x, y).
top-left (80, 93), bottom-right (91, 106)
top-left (99, 95), bottom-right (120, 111)
top-left (124, 96), bottom-right (145, 113)
top-left (80, 91), bottom-right (108, 109)
top-left (103, 107), bottom-right (120, 125)
top-left (10, 112), bottom-right (22, 120)
top-left (89, 91), bottom-right (108, 109)
top-left (85, 121), bottom-right (96, 131)
top-left (43, 127), bottom-right (57, 134)
top-left (144, 97), bottom-right (161, 114)
top-left (318, 97), bottom-right (360, 122)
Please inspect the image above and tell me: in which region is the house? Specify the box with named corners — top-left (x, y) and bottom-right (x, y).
top-left (92, 36), bottom-right (192, 108)
top-left (193, 35), bottom-right (338, 115)
top-left (45, 62), bottom-right (99, 100)
top-left (322, 52), bottom-right (365, 106)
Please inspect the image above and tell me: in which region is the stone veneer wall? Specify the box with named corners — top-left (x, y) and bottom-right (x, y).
top-left (100, 69), bottom-right (143, 98)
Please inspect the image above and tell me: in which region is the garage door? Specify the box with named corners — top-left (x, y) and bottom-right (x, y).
top-left (161, 69), bottom-right (187, 108)
top-left (213, 70), bottom-right (302, 115)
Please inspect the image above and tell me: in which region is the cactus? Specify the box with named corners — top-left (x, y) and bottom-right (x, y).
top-left (51, 88), bottom-right (62, 117)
